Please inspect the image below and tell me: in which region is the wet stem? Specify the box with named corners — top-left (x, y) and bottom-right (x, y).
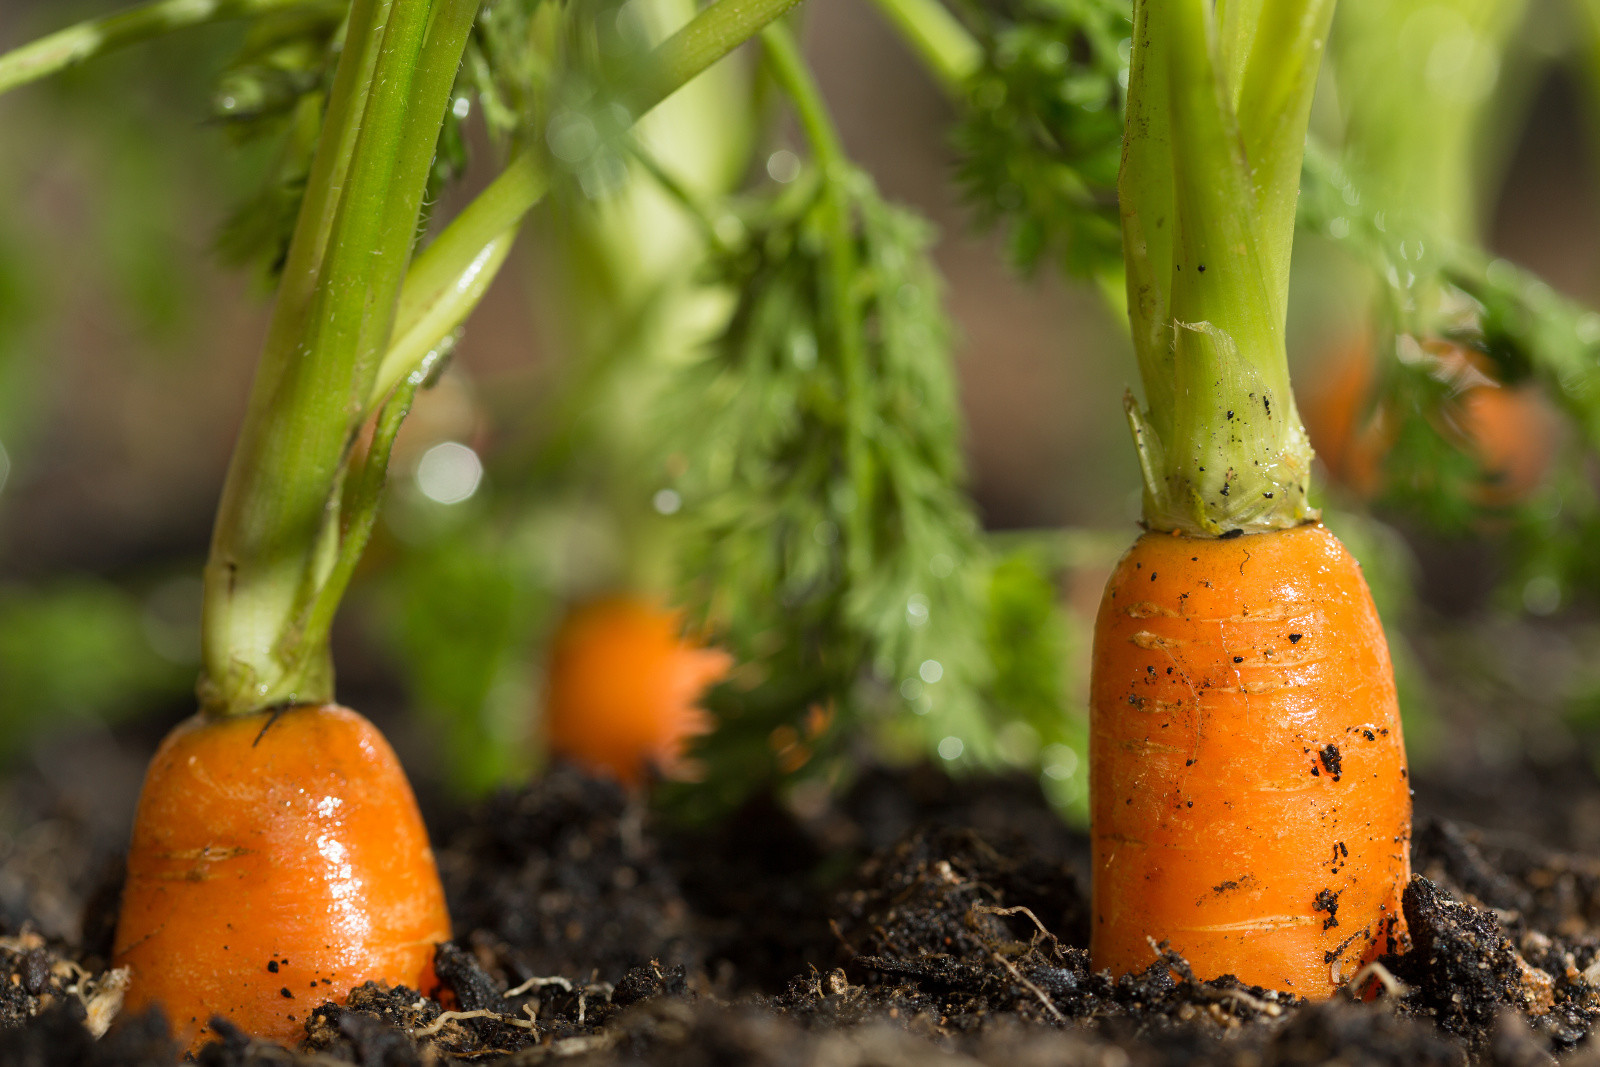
top-left (201, 0), bottom-right (482, 716)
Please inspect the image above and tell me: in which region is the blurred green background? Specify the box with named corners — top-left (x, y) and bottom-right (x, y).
top-left (4, 0), bottom-right (1600, 847)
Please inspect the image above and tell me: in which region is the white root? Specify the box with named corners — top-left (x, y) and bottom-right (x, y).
top-left (505, 974), bottom-right (575, 997)
top-left (1345, 960), bottom-right (1409, 1000)
top-left (989, 951), bottom-right (1066, 1025)
top-left (80, 967), bottom-right (130, 1038)
top-left (410, 1008), bottom-right (536, 1037)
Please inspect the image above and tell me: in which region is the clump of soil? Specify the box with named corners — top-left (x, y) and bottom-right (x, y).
top-left (438, 769), bottom-right (698, 985)
top-left (9, 762), bottom-right (1600, 1064)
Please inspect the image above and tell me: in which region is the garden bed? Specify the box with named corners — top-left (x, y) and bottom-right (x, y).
top-left (1, 731), bottom-right (1599, 1066)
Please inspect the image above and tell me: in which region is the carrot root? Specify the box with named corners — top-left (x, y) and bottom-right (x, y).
top-left (113, 704), bottom-right (451, 1052)
top-left (1090, 523), bottom-right (1411, 997)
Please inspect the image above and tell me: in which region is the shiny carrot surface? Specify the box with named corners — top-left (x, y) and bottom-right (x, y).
top-left (1090, 524), bottom-right (1411, 996)
top-left (113, 704), bottom-right (451, 1052)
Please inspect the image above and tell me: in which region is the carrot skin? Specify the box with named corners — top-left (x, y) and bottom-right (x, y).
top-left (113, 704), bottom-right (452, 1052)
top-left (1090, 523), bottom-right (1411, 996)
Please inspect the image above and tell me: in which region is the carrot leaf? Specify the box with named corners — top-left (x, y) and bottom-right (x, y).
top-left (950, 0), bottom-right (1127, 279)
top-left (653, 159), bottom-right (993, 809)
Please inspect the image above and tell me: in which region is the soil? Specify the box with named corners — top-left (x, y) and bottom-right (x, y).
top-left (5, 747), bottom-right (1600, 1065)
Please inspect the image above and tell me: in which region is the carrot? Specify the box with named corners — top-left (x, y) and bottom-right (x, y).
top-left (1444, 347), bottom-right (1558, 507)
top-left (1099, 0), bottom-right (1411, 995)
top-left (1300, 335), bottom-right (1556, 505)
top-left (1090, 525), bottom-right (1409, 993)
top-left (100, 0), bottom-right (484, 1048)
top-left (0, 0), bottom-right (821, 1049)
top-left (546, 595), bottom-right (733, 786)
top-left (113, 704), bottom-right (451, 1052)
top-left (1299, 336), bottom-right (1387, 497)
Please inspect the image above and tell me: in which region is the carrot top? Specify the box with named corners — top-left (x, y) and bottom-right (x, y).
top-left (190, 0), bottom-right (812, 719)
top-left (1119, 1), bottom-right (1333, 536)
top-left (198, 0), bottom-right (482, 717)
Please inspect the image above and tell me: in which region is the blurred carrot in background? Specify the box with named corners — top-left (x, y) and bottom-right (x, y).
top-left (546, 595), bottom-right (732, 786)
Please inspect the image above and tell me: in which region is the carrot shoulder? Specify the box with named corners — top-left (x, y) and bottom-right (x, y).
top-left (1090, 525), bottom-right (1409, 993)
top-left (114, 705), bottom-right (451, 1051)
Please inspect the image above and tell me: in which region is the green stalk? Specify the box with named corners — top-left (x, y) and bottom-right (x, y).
top-left (373, 168), bottom-right (543, 405)
top-left (203, 0), bottom-right (824, 716)
top-left (863, 0), bottom-right (978, 94)
top-left (201, 0), bottom-right (480, 717)
top-left (1119, 0), bottom-right (1329, 536)
top-left (371, 0), bottom-right (809, 413)
top-left (631, 0), bottom-right (806, 113)
top-left (0, 0), bottom-right (322, 98)
top-left (1338, 0), bottom-right (1527, 247)
top-left (760, 23), bottom-right (874, 575)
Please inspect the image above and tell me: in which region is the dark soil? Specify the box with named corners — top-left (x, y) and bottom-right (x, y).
top-left (6, 754), bottom-right (1600, 1065)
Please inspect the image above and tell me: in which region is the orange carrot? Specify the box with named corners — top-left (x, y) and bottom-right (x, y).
top-left (1451, 349), bottom-right (1558, 506)
top-left (1101, 0), bottom-right (1411, 995)
top-left (1089, 525), bottom-right (1410, 994)
top-left (1299, 337), bottom-right (1388, 497)
top-left (545, 595), bottom-right (732, 786)
top-left (113, 705), bottom-right (451, 1052)
top-left (1300, 335), bottom-right (1557, 505)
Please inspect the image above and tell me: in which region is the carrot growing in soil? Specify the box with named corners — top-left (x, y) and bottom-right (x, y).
top-left (1093, 0), bottom-right (1411, 996)
top-left (546, 595), bottom-right (733, 786)
top-left (108, 0), bottom-right (480, 1047)
top-left (8, 0), bottom-right (813, 1047)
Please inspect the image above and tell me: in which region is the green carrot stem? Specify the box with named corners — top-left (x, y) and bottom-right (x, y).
top-left (1338, 0), bottom-right (1528, 247)
top-left (0, 0), bottom-right (324, 98)
top-left (1119, 0), bottom-right (1330, 536)
top-left (372, 0), bottom-right (810, 412)
top-left (201, 0), bottom-right (479, 716)
top-left (373, 165), bottom-right (545, 406)
top-left (862, 0), bottom-right (978, 95)
top-left (204, 0), bottom-right (823, 717)
top-left (630, 0), bottom-right (806, 113)
top-left (298, 355), bottom-right (433, 663)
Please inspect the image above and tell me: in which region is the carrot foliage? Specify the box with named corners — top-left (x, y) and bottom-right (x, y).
top-left (214, 0), bottom-right (555, 283)
top-left (950, 0), bottom-right (1126, 280)
top-left (1302, 152), bottom-right (1600, 601)
top-left (655, 160), bottom-right (995, 812)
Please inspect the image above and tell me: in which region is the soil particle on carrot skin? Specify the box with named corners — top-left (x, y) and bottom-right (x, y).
top-left (1314, 888), bottom-right (1341, 930)
top-left (1320, 744), bottom-right (1343, 780)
